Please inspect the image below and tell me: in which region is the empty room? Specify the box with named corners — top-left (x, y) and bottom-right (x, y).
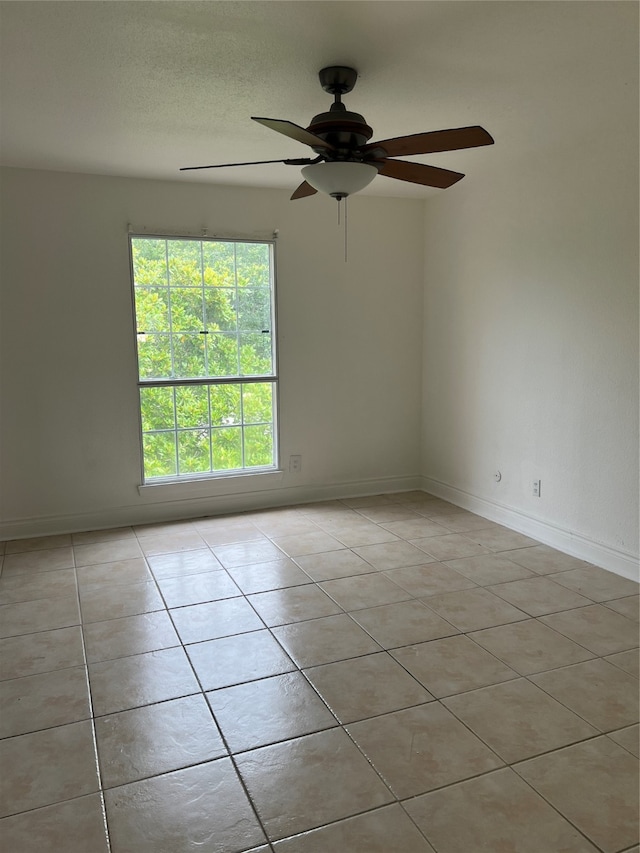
top-left (0, 2), bottom-right (638, 851)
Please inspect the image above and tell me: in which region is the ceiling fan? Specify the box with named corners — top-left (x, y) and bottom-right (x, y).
top-left (181, 66), bottom-right (494, 201)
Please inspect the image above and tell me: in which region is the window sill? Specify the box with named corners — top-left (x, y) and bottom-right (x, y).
top-left (137, 468), bottom-right (285, 499)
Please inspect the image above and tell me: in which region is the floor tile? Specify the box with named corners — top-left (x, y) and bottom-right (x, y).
top-left (146, 549), bottom-right (223, 581)
top-left (207, 671), bottom-right (336, 752)
top-left (105, 758), bottom-right (266, 853)
top-left (196, 519), bottom-right (264, 546)
top-left (186, 629), bottom-right (295, 691)
top-left (251, 516), bottom-right (322, 538)
top-left (0, 567), bottom-right (77, 605)
top-left (76, 558), bottom-right (153, 588)
top-left (411, 533), bottom-right (490, 561)
top-left (272, 614), bottom-right (382, 668)
top-left (609, 724), bottom-right (639, 757)
top-left (83, 610), bottom-right (180, 663)
top-left (468, 526), bottom-right (539, 551)
top-left (603, 594), bottom-right (639, 621)
top-left (428, 513), bottom-right (497, 533)
top-left (515, 736), bottom-right (639, 853)
top-left (443, 553), bottom-right (534, 585)
top-left (89, 647), bottom-right (199, 715)
top-left (505, 544), bottom-right (592, 574)
top-left (548, 565), bottom-right (639, 602)
top-left (212, 539), bottom-right (285, 568)
top-left (293, 549), bottom-right (374, 581)
top-left (95, 694), bottom-right (227, 788)
top-left (468, 618), bottom-right (595, 675)
top-left (319, 573), bottom-right (411, 611)
top-left (227, 558), bottom-right (312, 593)
top-left (1, 547), bottom-right (74, 575)
top-left (530, 658), bottom-right (639, 731)
top-left (422, 587), bottom-right (528, 632)
top-left (156, 569), bottom-right (241, 607)
top-left (0, 626), bottom-right (84, 681)
top-left (323, 520), bottom-right (400, 547)
top-left (136, 530), bottom-right (208, 557)
top-left (6, 534), bottom-right (72, 554)
top-left (271, 531), bottom-right (345, 558)
top-left (488, 576), bottom-right (593, 616)
top-left (74, 539), bottom-right (143, 567)
top-left (605, 648), bottom-right (639, 677)
top-left (248, 585), bottom-right (342, 626)
top-left (442, 678), bottom-right (598, 763)
top-left (404, 767), bottom-right (599, 853)
top-left (272, 803), bottom-right (436, 852)
top-left (0, 720), bottom-right (100, 818)
top-left (540, 603), bottom-right (640, 655)
top-left (72, 527), bottom-right (136, 545)
top-left (355, 504), bottom-right (423, 523)
top-left (0, 595), bottom-right (80, 638)
top-left (351, 599), bottom-right (459, 648)
top-left (353, 541), bottom-right (434, 570)
top-left (391, 635), bottom-right (517, 697)
top-left (304, 652), bottom-right (433, 723)
top-left (346, 703), bottom-right (503, 799)
top-left (235, 728), bottom-right (393, 841)
top-left (79, 579), bottom-right (164, 623)
top-left (0, 665), bottom-right (91, 737)
top-left (341, 495), bottom-right (395, 508)
top-left (381, 517), bottom-right (452, 540)
top-left (0, 794), bottom-right (109, 853)
top-left (383, 562), bottom-right (476, 597)
top-left (170, 596), bottom-right (264, 644)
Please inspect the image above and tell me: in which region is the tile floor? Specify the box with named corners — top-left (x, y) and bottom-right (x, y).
top-left (0, 491), bottom-right (638, 852)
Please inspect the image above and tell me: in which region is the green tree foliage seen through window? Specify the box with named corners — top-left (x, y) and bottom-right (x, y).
top-left (131, 237), bottom-right (276, 480)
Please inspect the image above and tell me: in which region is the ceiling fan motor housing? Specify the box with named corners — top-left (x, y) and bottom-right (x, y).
top-left (309, 66), bottom-right (373, 155)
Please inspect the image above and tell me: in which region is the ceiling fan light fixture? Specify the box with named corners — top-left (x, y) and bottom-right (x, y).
top-left (301, 161), bottom-right (378, 199)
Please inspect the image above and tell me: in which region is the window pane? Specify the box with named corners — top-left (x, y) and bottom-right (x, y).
top-left (239, 332), bottom-right (272, 375)
top-left (242, 383), bottom-right (273, 424)
top-left (178, 429), bottom-right (211, 474)
top-left (212, 427), bottom-right (242, 470)
top-left (244, 424), bottom-right (273, 467)
top-left (143, 432), bottom-right (177, 478)
top-left (205, 288), bottom-right (237, 332)
top-left (175, 385), bottom-right (209, 428)
top-left (133, 240), bottom-right (168, 286)
top-left (207, 332), bottom-right (239, 377)
top-left (170, 288), bottom-right (204, 332)
top-left (210, 384), bottom-right (241, 426)
top-left (203, 241), bottom-right (235, 287)
top-left (140, 387), bottom-right (175, 432)
top-left (238, 289), bottom-right (271, 332)
top-left (135, 288), bottom-right (170, 333)
top-left (172, 334), bottom-right (206, 377)
top-left (235, 243), bottom-right (270, 287)
top-left (138, 334), bottom-right (172, 380)
top-left (168, 240), bottom-right (202, 286)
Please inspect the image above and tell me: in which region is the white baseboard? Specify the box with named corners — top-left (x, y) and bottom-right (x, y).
top-left (421, 476), bottom-right (639, 582)
top-left (0, 475), bottom-right (422, 541)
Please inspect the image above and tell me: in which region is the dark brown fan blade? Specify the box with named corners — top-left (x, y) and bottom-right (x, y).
top-left (252, 118), bottom-right (335, 150)
top-left (180, 157), bottom-right (315, 172)
top-left (365, 126), bottom-right (494, 158)
top-left (377, 159), bottom-right (464, 189)
top-left (290, 181), bottom-right (318, 200)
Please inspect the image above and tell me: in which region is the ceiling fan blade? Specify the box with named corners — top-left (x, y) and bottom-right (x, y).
top-left (252, 117), bottom-right (335, 150)
top-left (365, 126), bottom-right (494, 158)
top-left (180, 157), bottom-right (315, 172)
top-left (290, 181), bottom-right (318, 200)
top-left (378, 159), bottom-right (464, 189)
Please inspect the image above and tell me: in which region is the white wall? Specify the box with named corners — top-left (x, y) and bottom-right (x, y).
top-left (0, 168), bottom-right (425, 536)
top-left (421, 67), bottom-right (639, 577)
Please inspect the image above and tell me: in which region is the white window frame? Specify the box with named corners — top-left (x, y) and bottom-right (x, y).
top-left (129, 234), bottom-right (279, 484)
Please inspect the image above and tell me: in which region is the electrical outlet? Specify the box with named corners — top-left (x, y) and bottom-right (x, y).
top-left (533, 479), bottom-right (541, 497)
top-left (289, 455), bottom-right (302, 473)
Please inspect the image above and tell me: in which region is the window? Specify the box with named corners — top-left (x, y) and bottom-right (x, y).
top-left (130, 236), bottom-right (278, 482)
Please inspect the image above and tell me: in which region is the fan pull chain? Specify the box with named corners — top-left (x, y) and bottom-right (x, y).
top-left (344, 196), bottom-right (348, 263)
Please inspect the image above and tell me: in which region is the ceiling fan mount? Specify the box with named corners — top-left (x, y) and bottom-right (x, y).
top-left (180, 65), bottom-right (494, 200)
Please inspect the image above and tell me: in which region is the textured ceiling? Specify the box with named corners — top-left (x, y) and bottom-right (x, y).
top-left (0, 1), bottom-right (636, 198)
